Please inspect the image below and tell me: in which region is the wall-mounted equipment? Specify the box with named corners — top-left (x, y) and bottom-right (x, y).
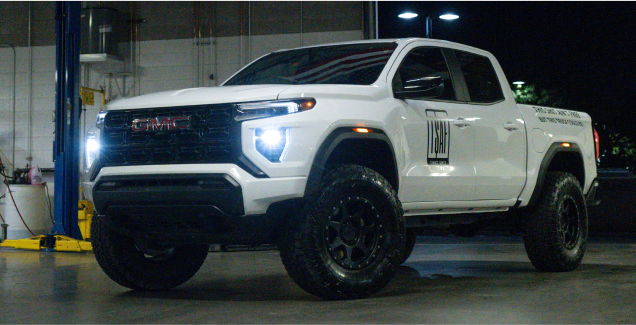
top-left (80, 7), bottom-right (124, 72)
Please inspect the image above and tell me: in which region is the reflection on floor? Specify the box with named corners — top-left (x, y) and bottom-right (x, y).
top-left (1, 236), bottom-right (635, 323)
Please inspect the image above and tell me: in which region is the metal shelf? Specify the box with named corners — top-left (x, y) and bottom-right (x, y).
top-left (80, 53), bottom-right (125, 74)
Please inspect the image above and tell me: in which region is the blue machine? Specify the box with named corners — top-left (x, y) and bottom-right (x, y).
top-left (53, 1), bottom-right (82, 239)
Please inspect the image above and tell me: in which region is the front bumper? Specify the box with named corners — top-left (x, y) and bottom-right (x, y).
top-left (92, 173), bottom-right (245, 217)
top-left (84, 164), bottom-right (307, 245)
top-left (84, 163), bottom-right (307, 216)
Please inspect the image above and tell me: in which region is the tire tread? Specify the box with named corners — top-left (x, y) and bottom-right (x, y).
top-left (523, 171), bottom-right (588, 272)
top-left (279, 164), bottom-right (405, 300)
top-left (91, 215), bottom-right (209, 290)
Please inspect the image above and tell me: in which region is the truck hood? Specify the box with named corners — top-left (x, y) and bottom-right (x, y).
top-left (105, 85), bottom-right (292, 110)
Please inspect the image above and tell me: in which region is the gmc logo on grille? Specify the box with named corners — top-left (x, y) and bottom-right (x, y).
top-left (132, 116), bottom-right (191, 132)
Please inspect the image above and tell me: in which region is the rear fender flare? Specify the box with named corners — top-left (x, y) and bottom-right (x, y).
top-left (527, 142), bottom-right (585, 207)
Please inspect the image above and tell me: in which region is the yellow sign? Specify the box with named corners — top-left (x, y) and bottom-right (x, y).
top-left (81, 88), bottom-right (95, 106)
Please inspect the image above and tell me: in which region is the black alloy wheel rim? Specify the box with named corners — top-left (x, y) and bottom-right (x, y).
top-left (323, 196), bottom-right (386, 270)
top-left (136, 243), bottom-right (176, 261)
top-left (557, 196), bottom-right (580, 250)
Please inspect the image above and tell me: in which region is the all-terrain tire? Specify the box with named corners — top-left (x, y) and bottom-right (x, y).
top-left (91, 215), bottom-right (209, 290)
top-left (398, 228), bottom-right (417, 265)
top-left (279, 164), bottom-right (405, 300)
top-left (523, 171), bottom-right (588, 272)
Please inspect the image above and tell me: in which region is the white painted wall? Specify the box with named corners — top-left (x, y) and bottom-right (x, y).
top-left (0, 46), bottom-right (56, 172)
top-left (0, 30), bottom-right (363, 175)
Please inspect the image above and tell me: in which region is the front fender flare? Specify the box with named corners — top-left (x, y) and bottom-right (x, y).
top-left (304, 127), bottom-right (398, 197)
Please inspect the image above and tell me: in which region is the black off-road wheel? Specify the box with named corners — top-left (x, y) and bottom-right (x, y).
top-left (279, 164), bottom-right (405, 300)
top-left (523, 171), bottom-right (588, 272)
top-left (398, 228), bottom-right (417, 265)
top-left (91, 215), bottom-right (209, 290)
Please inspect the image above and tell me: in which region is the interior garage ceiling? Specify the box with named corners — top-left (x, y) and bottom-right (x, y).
top-left (0, 2), bottom-right (367, 46)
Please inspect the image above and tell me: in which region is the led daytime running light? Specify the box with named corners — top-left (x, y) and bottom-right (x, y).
top-left (235, 98), bottom-right (315, 122)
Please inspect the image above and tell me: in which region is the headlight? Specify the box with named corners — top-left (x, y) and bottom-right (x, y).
top-left (254, 128), bottom-right (291, 162)
top-left (85, 132), bottom-right (100, 169)
top-left (235, 98), bottom-right (315, 122)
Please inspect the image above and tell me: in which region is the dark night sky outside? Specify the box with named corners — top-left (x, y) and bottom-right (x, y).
top-left (378, 1), bottom-right (636, 132)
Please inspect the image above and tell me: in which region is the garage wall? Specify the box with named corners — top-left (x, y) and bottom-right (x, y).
top-left (0, 2), bottom-right (368, 174)
top-left (0, 46), bottom-right (56, 172)
top-left (0, 2), bottom-right (367, 45)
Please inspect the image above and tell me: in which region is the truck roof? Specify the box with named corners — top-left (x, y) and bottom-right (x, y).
top-left (270, 38), bottom-right (491, 57)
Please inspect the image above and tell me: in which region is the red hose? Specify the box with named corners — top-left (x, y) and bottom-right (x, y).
top-left (44, 183), bottom-right (54, 223)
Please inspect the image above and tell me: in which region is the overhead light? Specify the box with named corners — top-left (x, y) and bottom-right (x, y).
top-left (439, 14), bottom-right (459, 20)
top-left (398, 12), bottom-right (418, 19)
top-left (513, 81), bottom-right (525, 88)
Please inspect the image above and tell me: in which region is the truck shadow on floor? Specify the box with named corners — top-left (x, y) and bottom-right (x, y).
top-left (116, 260), bottom-right (635, 302)
top-left (378, 260), bottom-right (636, 298)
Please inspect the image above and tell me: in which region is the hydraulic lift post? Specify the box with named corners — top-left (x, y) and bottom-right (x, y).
top-left (1, 1), bottom-right (92, 251)
top-left (52, 1), bottom-right (82, 239)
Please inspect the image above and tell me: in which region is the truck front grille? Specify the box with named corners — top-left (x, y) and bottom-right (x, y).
top-left (100, 104), bottom-right (239, 167)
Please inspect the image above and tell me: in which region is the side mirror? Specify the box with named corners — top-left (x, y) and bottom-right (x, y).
top-left (394, 76), bottom-right (445, 100)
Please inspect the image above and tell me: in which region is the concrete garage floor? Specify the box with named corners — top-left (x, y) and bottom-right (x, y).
top-left (1, 236), bottom-right (635, 324)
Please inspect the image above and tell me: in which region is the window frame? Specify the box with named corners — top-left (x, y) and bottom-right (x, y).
top-left (448, 49), bottom-right (506, 105)
top-left (391, 46), bottom-right (463, 103)
top-left (390, 44), bottom-right (506, 106)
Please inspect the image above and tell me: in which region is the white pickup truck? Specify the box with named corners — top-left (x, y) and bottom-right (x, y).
top-left (84, 38), bottom-right (599, 300)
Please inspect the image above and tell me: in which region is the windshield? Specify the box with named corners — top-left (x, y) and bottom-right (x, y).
top-left (224, 42), bottom-right (398, 86)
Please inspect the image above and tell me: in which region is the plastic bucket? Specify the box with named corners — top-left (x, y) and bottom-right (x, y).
top-left (1, 184), bottom-right (50, 239)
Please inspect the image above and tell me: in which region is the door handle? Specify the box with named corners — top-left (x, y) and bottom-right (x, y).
top-left (504, 122), bottom-right (518, 131)
top-left (453, 117), bottom-right (472, 127)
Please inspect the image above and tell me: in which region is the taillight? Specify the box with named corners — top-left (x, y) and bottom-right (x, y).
top-left (593, 128), bottom-right (600, 161)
